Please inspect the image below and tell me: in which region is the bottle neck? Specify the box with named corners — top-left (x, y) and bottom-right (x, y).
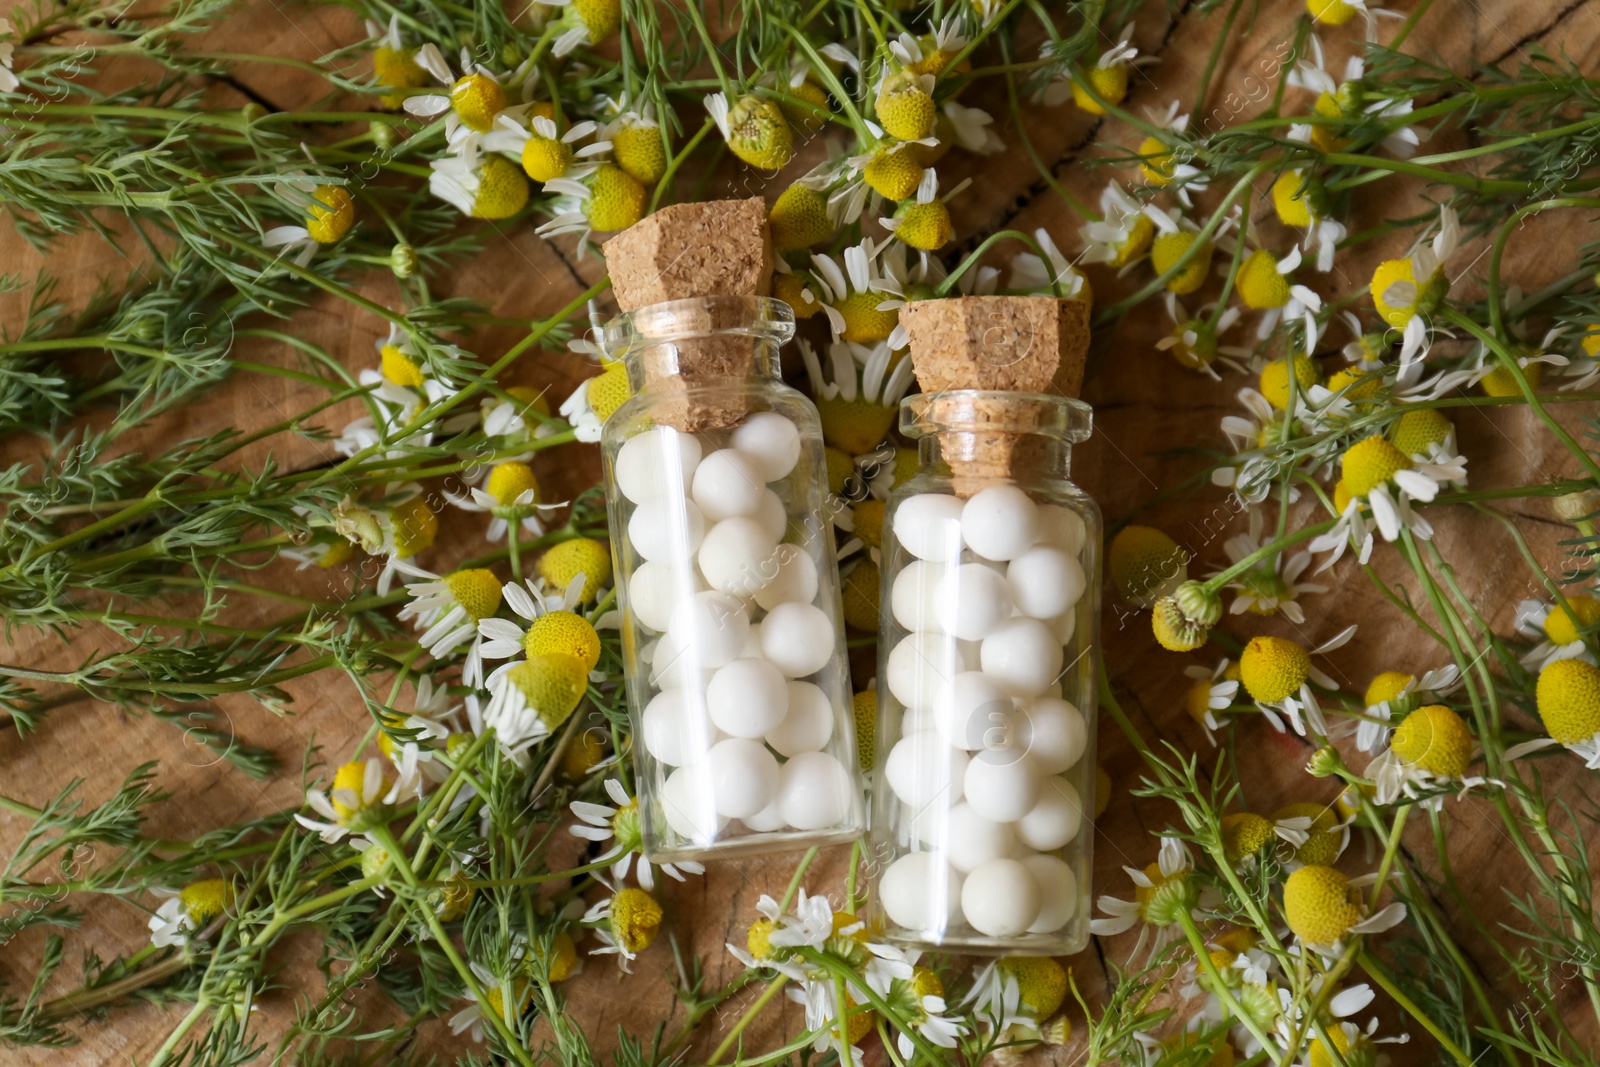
top-left (606, 295), bottom-right (795, 392)
top-left (917, 432), bottom-right (1073, 482)
top-left (624, 337), bottom-right (783, 392)
top-left (899, 390), bottom-right (1091, 491)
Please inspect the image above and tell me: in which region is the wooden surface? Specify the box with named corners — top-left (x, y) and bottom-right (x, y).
top-left (4, 0), bottom-right (1600, 1063)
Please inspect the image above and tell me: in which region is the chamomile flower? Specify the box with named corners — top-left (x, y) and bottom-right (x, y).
top-left (365, 15), bottom-right (428, 107)
top-left (148, 879), bottom-right (234, 947)
top-left (1366, 704), bottom-right (1488, 807)
top-left (875, 67), bottom-right (938, 142)
top-left (1156, 293), bottom-right (1247, 378)
top-left (1185, 659), bottom-right (1241, 745)
top-left (482, 652), bottom-right (590, 764)
top-left (964, 957), bottom-right (1066, 1044)
top-left (1513, 594), bottom-right (1600, 669)
top-left (1009, 227), bottom-right (1092, 303)
top-left (558, 348), bottom-right (631, 442)
top-left (1468, 325), bottom-right (1570, 397)
top-left (809, 239), bottom-right (899, 343)
top-left (802, 339), bottom-right (915, 454)
top-left (1081, 181), bottom-right (1156, 267)
top-left (598, 100), bottom-right (666, 184)
top-left (1089, 837), bottom-right (1201, 958)
top-left (1283, 865), bottom-right (1405, 952)
top-left (1137, 101), bottom-right (1208, 205)
top-left (1519, 658), bottom-right (1600, 768)
top-left (377, 710), bottom-right (451, 803)
top-left (1145, 203), bottom-right (1221, 296)
top-left (447, 460), bottom-right (564, 541)
top-left (1234, 245), bottom-right (1324, 345)
top-left (880, 169), bottom-right (969, 254)
top-left (400, 568), bottom-right (504, 683)
top-left (583, 885), bottom-right (664, 972)
top-left (376, 494), bottom-right (440, 595)
top-left (887, 16), bottom-right (969, 78)
top-left (1355, 665), bottom-right (1461, 753)
top-left (1369, 206), bottom-right (1461, 368)
top-left (1289, 36), bottom-right (1416, 156)
top-left (430, 135), bottom-right (531, 220)
top-left (1218, 510), bottom-right (1326, 623)
top-left (481, 113), bottom-right (610, 184)
top-left (569, 778), bottom-right (703, 890)
top-left (478, 573), bottom-right (609, 678)
top-left (537, 162), bottom-right (647, 241)
top-left (1213, 387), bottom-right (1294, 504)
top-left (1311, 435), bottom-right (1466, 564)
top-left (1559, 326), bottom-right (1600, 390)
top-left (1067, 26), bottom-right (1141, 114)
top-left (262, 182), bottom-right (355, 265)
top-left (448, 960), bottom-right (533, 1041)
top-left (537, 538), bottom-right (615, 608)
top-left (480, 385), bottom-right (556, 447)
top-left (1305, 0), bottom-right (1401, 35)
top-left (295, 759), bottom-right (391, 843)
top-left (405, 46), bottom-right (516, 136)
top-left (1237, 628), bottom-right (1356, 737)
top-left (548, 0), bottom-right (621, 57)
top-left (1273, 168), bottom-right (1347, 273)
top-left (706, 90), bottom-right (794, 170)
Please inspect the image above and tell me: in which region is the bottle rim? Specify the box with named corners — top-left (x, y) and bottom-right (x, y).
top-left (899, 389), bottom-right (1093, 442)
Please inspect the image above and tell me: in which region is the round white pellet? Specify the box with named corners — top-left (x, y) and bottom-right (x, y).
top-left (698, 517), bottom-right (778, 597)
top-left (963, 752), bottom-right (1041, 823)
top-left (706, 738), bottom-right (779, 819)
top-left (777, 751), bottom-right (853, 830)
top-left (901, 704), bottom-right (940, 738)
top-left (937, 671), bottom-right (1016, 751)
top-left (893, 494), bottom-right (965, 562)
top-left (692, 449), bottom-right (767, 521)
top-left (753, 489), bottom-right (788, 542)
top-left (1016, 776), bottom-right (1084, 852)
top-left (739, 622), bottom-right (764, 659)
top-left (945, 801), bottom-right (1018, 873)
top-left (707, 657), bottom-right (789, 738)
top-left (933, 564), bottom-right (1014, 641)
top-left (961, 858), bottom-right (1040, 936)
top-left (1022, 853), bottom-right (1078, 933)
top-left (628, 497), bottom-right (706, 564)
top-left (1017, 697), bottom-right (1086, 775)
top-left (886, 730), bottom-right (967, 809)
top-left (961, 485), bottom-right (1040, 562)
top-left (760, 601), bottom-right (835, 677)
top-left (885, 632), bottom-right (968, 710)
top-left (668, 591), bottom-right (750, 669)
top-left (1046, 610), bottom-right (1077, 645)
top-left (661, 764), bottom-right (726, 842)
top-left (767, 680), bottom-right (834, 755)
top-left (880, 853), bottom-right (962, 931)
top-left (904, 799), bottom-right (949, 843)
top-left (753, 543), bottom-right (819, 611)
top-left (980, 617), bottom-right (1064, 697)
top-left (647, 631), bottom-right (714, 691)
top-left (641, 688), bottom-right (716, 767)
top-left (891, 559), bottom-right (945, 632)
top-left (1006, 545), bottom-right (1085, 620)
top-left (742, 796), bottom-right (787, 832)
top-left (1035, 504), bottom-right (1087, 555)
top-left (730, 411), bottom-right (801, 483)
top-left (615, 427), bottom-right (701, 504)
top-left (629, 560), bottom-right (697, 632)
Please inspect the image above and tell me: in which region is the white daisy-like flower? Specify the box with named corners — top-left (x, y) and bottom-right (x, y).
top-left (1513, 596), bottom-right (1599, 670)
top-left (448, 960), bottom-right (530, 1041)
top-left (147, 879), bottom-right (233, 947)
top-left (293, 759), bottom-right (388, 843)
top-left (480, 112), bottom-right (610, 175)
top-left (1088, 837), bottom-right (1200, 959)
top-left (807, 237), bottom-right (896, 343)
top-left (1008, 227), bottom-right (1091, 301)
top-left (399, 570), bottom-right (504, 684)
top-left (581, 885), bottom-right (663, 973)
top-left (963, 961), bottom-right (1033, 1033)
top-left (1156, 293), bottom-right (1249, 380)
top-left (1184, 658), bottom-right (1240, 745)
top-left (1467, 325), bottom-right (1570, 394)
top-left (1310, 446), bottom-right (1466, 569)
top-left (1212, 387), bottom-right (1300, 505)
top-left (724, 893), bottom-right (812, 982)
top-left (1375, 206), bottom-right (1462, 370)
top-left (261, 175), bottom-right (354, 267)
top-left (477, 573), bottom-right (611, 679)
top-left (568, 778), bottom-right (704, 891)
top-left (403, 46), bottom-right (521, 140)
top-left (1356, 665), bottom-right (1462, 753)
top-left (380, 711), bottom-right (451, 803)
top-left (444, 462), bottom-right (565, 542)
top-left (1142, 100), bottom-right (1209, 207)
top-left (1288, 36), bottom-right (1415, 157)
top-left (798, 337), bottom-right (915, 417)
top-left (1243, 245), bottom-right (1324, 346)
top-left (1248, 626), bottom-right (1358, 738)
top-left (1217, 509), bottom-right (1326, 623)
top-left (1080, 181), bottom-right (1152, 266)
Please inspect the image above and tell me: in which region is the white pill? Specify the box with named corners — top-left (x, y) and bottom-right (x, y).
top-left (753, 543), bottom-right (819, 611)
top-left (904, 799), bottom-right (949, 843)
top-left (629, 497), bottom-right (706, 564)
top-left (937, 672), bottom-right (1016, 751)
top-left (760, 602), bottom-right (835, 677)
top-left (661, 764), bottom-right (727, 842)
top-left (945, 801), bottom-right (1018, 873)
top-left (707, 738), bottom-right (779, 819)
top-left (1035, 504), bottom-right (1087, 555)
top-left (1017, 697), bottom-right (1086, 774)
top-left (707, 658), bottom-right (789, 738)
top-left (753, 489), bottom-right (788, 542)
top-left (981, 617), bottom-right (1064, 697)
top-left (893, 494), bottom-right (965, 561)
top-left (615, 427), bottom-right (701, 504)
top-left (1046, 610), bottom-right (1077, 645)
top-left (962, 485), bottom-right (1039, 561)
top-left (692, 449), bottom-right (766, 521)
top-left (739, 622), bottom-right (764, 659)
top-left (629, 560), bottom-right (698, 632)
top-left (767, 680), bottom-right (834, 755)
top-left (778, 751), bottom-right (853, 830)
top-left (962, 858), bottom-right (1040, 936)
top-left (641, 688), bottom-right (716, 767)
top-left (742, 796), bottom-right (787, 832)
top-left (932, 563), bottom-right (1013, 641)
top-left (647, 631), bottom-right (714, 690)
top-left (1022, 853), bottom-right (1078, 933)
top-left (731, 411), bottom-right (801, 482)
top-left (698, 517), bottom-right (778, 597)
top-left (964, 752), bottom-right (1041, 823)
top-left (886, 730), bottom-right (967, 809)
top-left (668, 591), bottom-right (750, 669)
top-left (891, 559), bottom-right (945, 632)
top-left (901, 705), bottom-right (940, 738)
top-left (1007, 545), bottom-right (1085, 620)
top-left (880, 852), bottom-right (962, 931)
top-left (1016, 776), bottom-right (1084, 852)
top-left (885, 632), bottom-right (968, 710)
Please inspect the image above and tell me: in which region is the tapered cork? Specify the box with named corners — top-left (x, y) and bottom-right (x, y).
top-left (601, 199), bottom-right (778, 432)
top-left (901, 296), bottom-right (1092, 495)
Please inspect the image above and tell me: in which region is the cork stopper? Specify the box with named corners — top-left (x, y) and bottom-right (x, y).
top-left (899, 296), bottom-right (1092, 495)
top-left (601, 199), bottom-right (778, 432)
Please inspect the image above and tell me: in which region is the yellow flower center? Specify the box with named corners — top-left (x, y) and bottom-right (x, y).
top-left (179, 878), bottom-right (234, 924)
top-left (390, 496), bottom-right (438, 559)
top-left (770, 183), bottom-right (833, 250)
top-left (747, 918), bottom-right (778, 960)
top-left (506, 654), bottom-right (589, 730)
top-left (853, 499), bottom-right (886, 548)
top-left (1272, 170), bottom-right (1314, 227)
top-left (1364, 670), bottom-right (1414, 708)
top-left (524, 610), bottom-right (602, 671)
top-left (444, 568), bottom-right (504, 621)
top-left (584, 163), bottom-right (647, 232)
top-left (891, 199), bottom-right (953, 251)
top-left (1071, 64), bottom-right (1131, 114)
top-left (1110, 213), bottom-right (1156, 268)
top-left (1220, 812), bottom-right (1274, 861)
top-left (818, 393), bottom-right (897, 455)
top-left (1109, 525), bottom-right (1186, 605)
top-left (852, 690), bottom-right (876, 772)
top-left (865, 149), bottom-right (925, 201)
top-left (1150, 231), bottom-right (1213, 295)
top-left (381, 344), bottom-right (426, 388)
top-left (559, 727), bottom-right (606, 780)
top-left (612, 120), bottom-right (666, 184)
top-left (330, 760), bottom-right (373, 820)
top-left (1283, 864), bottom-right (1361, 946)
top-left (374, 46), bottom-right (428, 108)
top-left (725, 95), bottom-right (794, 170)
top-left (841, 558), bottom-right (881, 631)
top-left (876, 74), bottom-right (936, 141)
top-left (1340, 435), bottom-right (1412, 497)
top-left (773, 271), bottom-right (821, 318)
top-left (486, 461), bottom-right (538, 508)
top-left (1306, 0), bottom-right (1357, 24)
top-left (450, 72), bottom-right (506, 133)
top-left (1480, 357), bottom-right (1539, 397)
top-left (533, 930), bottom-right (580, 982)
top-left (433, 870), bottom-right (473, 921)
top-left (1546, 595), bottom-right (1600, 645)
top-left (1258, 353), bottom-right (1319, 410)
top-left (1236, 248), bottom-right (1292, 311)
top-left (1536, 658), bottom-right (1600, 745)
top-left (522, 134), bottom-right (574, 183)
top-left (609, 887), bottom-right (664, 954)
top-left (471, 155), bottom-right (530, 220)
top-left (1390, 704), bottom-right (1473, 777)
top-left (835, 289), bottom-right (899, 344)
top-left (997, 956), bottom-right (1068, 1019)
top-left (305, 185), bottom-right (355, 244)
top-left (1239, 635), bottom-right (1310, 704)
top-left (1138, 134), bottom-right (1175, 185)
top-left (780, 79), bottom-right (831, 134)
top-left (537, 538), bottom-right (612, 603)
top-left (1271, 802), bottom-right (1343, 865)
top-left (585, 361), bottom-right (633, 421)
top-left (571, 0), bottom-right (621, 41)
top-left (1389, 408), bottom-right (1452, 457)
top-left (1186, 680), bottom-right (1219, 726)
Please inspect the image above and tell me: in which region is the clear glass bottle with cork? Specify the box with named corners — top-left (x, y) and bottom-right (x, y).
top-left (866, 295), bottom-right (1100, 954)
top-left (597, 199), bottom-right (865, 861)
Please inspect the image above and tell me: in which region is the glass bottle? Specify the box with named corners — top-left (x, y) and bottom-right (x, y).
top-left (867, 390), bottom-right (1101, 954)
top-left (600, 295), bottom-right (865, 862)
